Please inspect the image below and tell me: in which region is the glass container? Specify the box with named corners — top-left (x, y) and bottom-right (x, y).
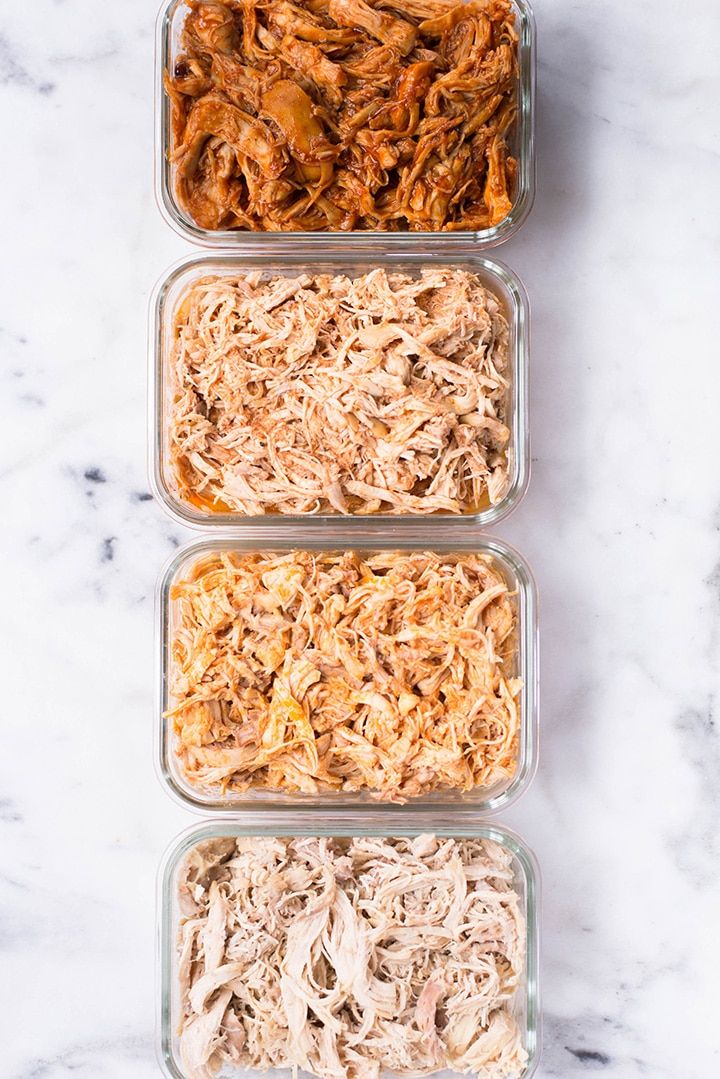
top-left (157, 815), bottom-right (541, 1079)
top-left (149, 247), bottom-right (530, 531)
top-left (156, 532), bottom-right (539, 815)
top-left (155, 0), bottom-right (536, 247)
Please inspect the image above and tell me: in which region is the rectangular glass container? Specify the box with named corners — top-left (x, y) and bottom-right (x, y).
top-left (155, 0), bottom-right (536, 247)
top-left (149, 247), bottom-right (530, 531)
top-left (156, 533), bottom-right (538, 815)
top-left (158, 816), bottom-right (541, 1079)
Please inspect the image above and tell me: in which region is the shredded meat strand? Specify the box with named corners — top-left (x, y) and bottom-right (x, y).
top-left (166, 0), bottom-right (519, 231)
top-left (167, 550), bottom-right (522, 802)
top-left (176, 834), bottom-right (528, 1079)
top-left (169, 268), bottom-right (511, 517)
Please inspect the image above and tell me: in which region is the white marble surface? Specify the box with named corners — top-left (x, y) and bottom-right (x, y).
top-left (1, 0), bottom-right (719, 1076)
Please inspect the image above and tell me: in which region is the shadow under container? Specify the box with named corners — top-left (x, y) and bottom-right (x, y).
top-left (158, 816), bottom-right (541, 1079)
top-left (155, 0), bottom-right (536, 248)
top-left (149, 247), bottom-right (530, 531)
top-left (157, 533), bottom-right (538, 816)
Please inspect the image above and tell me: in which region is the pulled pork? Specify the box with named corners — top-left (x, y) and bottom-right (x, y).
top-left (176, 834), bottom-right (528, 1079)
top-left (165, 0), bottom-right (519, 231)
top-left (169, 268), bottom-right (511, 516)
top-left (167, 550), bottom-right (522, 801)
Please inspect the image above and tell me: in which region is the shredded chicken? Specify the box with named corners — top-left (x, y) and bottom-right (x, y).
top-left (176, 834), bottom-right (528, 1079)
top-left (165, 0), bottom-right (519, 231)
top-left (169, 268), bottom-right (511, 516)
top-left (167, 550), bottom-right (522, 801)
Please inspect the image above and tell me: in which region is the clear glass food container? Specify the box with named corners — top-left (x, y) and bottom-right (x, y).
top-left (154, 0), bottom-right (536, 247)
top-left (157, 816), bottom-right (541, 1079)
top-left (156, 532), bottom-right (538, 815)
top-left (148, 247), bottom-right (530, 531)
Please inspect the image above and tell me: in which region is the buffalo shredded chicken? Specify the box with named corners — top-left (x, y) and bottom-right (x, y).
top-left (165, 0), bottom-right (519, 231)
top-left (167, 550), bottom-right (522, 801)
top-left (176, 834), bottom-right (528, 1079)
top-left (169, 268), bottom-right (511, 516)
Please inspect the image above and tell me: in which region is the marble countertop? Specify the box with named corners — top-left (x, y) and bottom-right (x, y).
top-left (2, 0), bottom-right (719, 1076)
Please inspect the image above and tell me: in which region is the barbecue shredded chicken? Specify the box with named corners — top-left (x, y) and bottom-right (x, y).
top-left (167, 550), bottom-right (522, 801)
top-left (176, 834), bottom-right (528, 1079)
top-left (165, 0), bottom-right (519, 231)
top-left (169, 269), bottom-right (511, 516)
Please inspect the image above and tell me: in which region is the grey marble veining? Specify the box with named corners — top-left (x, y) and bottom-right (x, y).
top-left (1, 0), bottom-right (719, 1076)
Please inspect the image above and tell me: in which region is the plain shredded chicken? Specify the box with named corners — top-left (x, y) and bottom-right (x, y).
top-left (165, 0), bottom-right (519, 232)
top-left (168, 268), bottom-right (511, 516)
top-left (167, 550), bottom-right (522, 801)
top-left (175, 834), bottom-right (528, 1079)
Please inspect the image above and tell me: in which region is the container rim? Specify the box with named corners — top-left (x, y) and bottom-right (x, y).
top-left (156, 815), bottom-right (542, 1079)
top-left (154, 0), bottom-right (536, 248)
top-left (146, 246), bottom-right (531, 532)
top-left (154, 533), bottom-right (539, 817)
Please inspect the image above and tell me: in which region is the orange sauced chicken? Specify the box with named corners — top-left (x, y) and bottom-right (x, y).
top-left (165, 0), bottom-right (519, 231)
top-left (167, 550), bottom-right (522, 801)
top-left (169, 268), bottom-right (511, 516)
